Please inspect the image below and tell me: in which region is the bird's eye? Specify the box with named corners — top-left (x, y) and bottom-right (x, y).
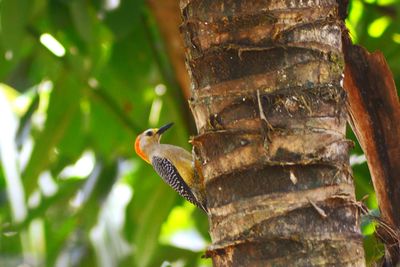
top-left (145, 131), bottom-right (153, 136)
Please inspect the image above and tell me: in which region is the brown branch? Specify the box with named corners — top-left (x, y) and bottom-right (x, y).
top-left (147, 0), bottom-right (191, 99)
top-left (342, 31), bottom-right (400, 265)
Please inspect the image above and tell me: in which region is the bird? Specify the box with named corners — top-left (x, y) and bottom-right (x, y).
top-left (134, 122), bottom-right (208, 213)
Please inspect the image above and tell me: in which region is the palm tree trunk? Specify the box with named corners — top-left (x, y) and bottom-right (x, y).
top-left (180, 0), bottom-right (365, 265)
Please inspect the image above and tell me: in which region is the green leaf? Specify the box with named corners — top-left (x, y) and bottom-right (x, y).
top-left (363, 234), bottom-right (385, 265)
top-left (44, 215), bottom-right (78, 266)
top-left (68, 1), bottom-right (94, 44)
top-left (22, 75), bottom-right (81, 196)
top-left (88, 94), bottom-right (135, 158)
top-left (56, 105), bottom-right (85, 160)
top-left (0, 0), bottom-right (30, 53)
top-left (11, 178), bottom-right (84, 231)
top-left (127, 163), bottom-right (177, 267)
top-left (104, 0), bottom-right (145, 40)
top-left (15, 91), bottom-right (40, 150)
top-left (0, 86), bottom-right (27, 223)
top-left (148, 245), bottom-right (202, 267)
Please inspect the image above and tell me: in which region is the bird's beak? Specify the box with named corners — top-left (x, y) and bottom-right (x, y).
top-left (156, 122), bottom-right (174, 135)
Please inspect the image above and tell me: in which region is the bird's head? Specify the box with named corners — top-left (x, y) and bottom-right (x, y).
top-left (134, 122), bottom-right (174, 163)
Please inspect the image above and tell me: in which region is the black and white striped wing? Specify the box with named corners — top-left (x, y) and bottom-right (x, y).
top-left (151, 156), bottom-right (205, 211)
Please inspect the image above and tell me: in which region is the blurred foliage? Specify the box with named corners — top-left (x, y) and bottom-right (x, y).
top-left (0, 0), bottom-right (398, 266)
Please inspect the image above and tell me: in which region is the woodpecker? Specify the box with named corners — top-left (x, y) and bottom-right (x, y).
top-left (134, 122), bottom-right (207, 213)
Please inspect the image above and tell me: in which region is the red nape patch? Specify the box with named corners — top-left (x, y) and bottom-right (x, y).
top-left (134, 135), bottom-right (150, 163)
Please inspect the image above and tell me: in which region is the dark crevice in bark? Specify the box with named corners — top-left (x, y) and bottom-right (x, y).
top-left (207, 164), bottom-right (350, 207)
top-left (192, 85), bottom-right (346, 133)
top-left (188, 48), bottom-right (340, 89)
top-left (209, 237), bottom-right (363, 267)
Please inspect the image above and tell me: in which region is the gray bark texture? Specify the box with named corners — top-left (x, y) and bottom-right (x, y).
top-left (180, 0), bottom-right (366, 266)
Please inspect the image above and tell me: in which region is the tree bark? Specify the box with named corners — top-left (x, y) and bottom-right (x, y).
top-left (180, 0), bottom-right (365, 266)
top-left (342, 34), bottom-right (400, 266)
